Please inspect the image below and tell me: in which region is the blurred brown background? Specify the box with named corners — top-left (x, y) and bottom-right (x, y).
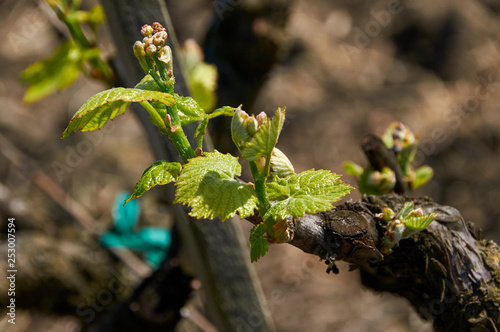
top-left (1, 0), bottom-right (500, 331)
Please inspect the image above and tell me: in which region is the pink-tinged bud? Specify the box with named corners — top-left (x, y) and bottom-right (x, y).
top-left (143, 36), bottom-right (153, 48)
top-left (409, 208), bottom-right (423, 217)
top-left (133, 41), bottom-right (146, 59)
top-left (165, 114), bottom-right (172, 123)
top-left (153, 30), bottom-right (168, 46)
top-left (146, 44), bottom-right (157, 55)
top-left (152, 22), bottom-right (166, 33)
top-left (141, 24), bottom-right (154, 37)
top-left (256, 112), bottom-right (267, 126)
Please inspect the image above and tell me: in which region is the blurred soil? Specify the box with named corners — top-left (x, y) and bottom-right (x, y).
top-left (1, 0), bottom-right (500, 331)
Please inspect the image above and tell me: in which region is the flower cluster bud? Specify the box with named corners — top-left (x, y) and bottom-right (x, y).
top-left (366, 167), bottom-right (396, 193)
top-left (135, 22), bottom-right (169, 60)
top-left (390, 122), bottom-right (415, 153)
top-left (231, 108), bottom-right (270, 149)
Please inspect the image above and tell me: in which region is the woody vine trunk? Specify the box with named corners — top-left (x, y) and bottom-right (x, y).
top-left (259, 193), bottom-right (499, 331)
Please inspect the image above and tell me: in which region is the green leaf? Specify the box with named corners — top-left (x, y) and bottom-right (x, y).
top-left (174, 151), bottom-right (258, 221)
top-left (62, 88), bottom-right (174, 138)
top-left (135, 74), bottom-right (162, 92)
top-left (231, 107), bottom-right (253, 149)
top-left (264, 169), bottom-right (353, 221)
top-left (397, 145), bottom-right (417, 176)
top-left (398, 201), bottom-right (415, 219)
top-left (175, 95), bottom-right (205, 126)
top-left (208, 106), bottom-right (236, 119)
top-left (189, 63), bottom-right (218, 112)
top-left (21, 41), bottom-right (83, 103)
top-left (343, 161), bottom-right (364, 177)
top-left (125, 161), bottom-right (182, 204)
top-left (381, 122), bottom-right (398, 149)
top-left (195, 117), bottom-right (210, 148)
top-left (249, 223), bottom-right (270, 262)
top-left (412, 166), bottom-right (434, 189)
top-left (240, 107), bottom-right (285, 161)
top-left (402, 213), bottom-right (436, 238)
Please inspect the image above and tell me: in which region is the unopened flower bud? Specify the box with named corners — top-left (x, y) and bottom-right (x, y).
top-left (244, 116), bottom-right (259, 136)
top-left (133, 41), bottom-right (146, 59)
top-left (152, 22), bottom-right (166, 33)
top-left (256, 112), bottom-right (267, 126)
top-left (143, 36), bottom-right (153, 48)
top-left (141, 24), bottom-right (154, 37)
top-left (153, 30), bottom-right (168, 46)
top-left (146, 44), bottom-right (157, 55)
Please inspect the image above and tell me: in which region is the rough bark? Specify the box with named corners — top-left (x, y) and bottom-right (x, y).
top-left (247, 194), bottom-right (500, 331)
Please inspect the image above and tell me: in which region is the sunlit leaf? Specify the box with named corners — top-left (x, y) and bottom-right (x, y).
top-left (174, 151), bottom-right (258, 220)
top-left (240, 107), bottom-right (285, 161)
top-left (125, 161), bottom-right (182, 204)
top-left (175, 95), bottom-right (205, 126)
top-left (62, 88), bottom-right (174, 138)
top-left (231, 107), bottom-right (253, 149)
top-left (135, 74), bottom-right (162, 92)
top-left (264, 169), bottom-right (353, 221)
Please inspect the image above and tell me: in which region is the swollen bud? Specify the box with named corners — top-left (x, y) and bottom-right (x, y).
top-left (152, 22), bottom-right (166, 34)
top-left (269, 148), bottom-right (295, 179)
top-left (141, 24), bottom-right (154, 37)
top-left (153, 30), bottom-right (168, 46)
top-left (231, 108), bottom-right (266, 150)
top-left (146, 44), bottom-right (157, 56)
top-left (133, 41), bottom-right (146, 59)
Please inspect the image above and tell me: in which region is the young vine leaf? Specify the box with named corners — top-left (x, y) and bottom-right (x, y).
top-left (125, 161), bottom-right (182, 204)
top-left (402, 214), bottom-right (436, 238)
top-left (21, 41), bottom-right (83, 104)
top-left (240, 107), bottom-right (285, 161)
top-left (135, 74), bottom-right (162, 92)
top-left (174, 151), bottom-right (258, 221)
top-left (264, 169), bottom-right (353, 221)
top-left (175, 95), bottom-right (205, 125)
top-left (398, 201), bottom-right (415, 219)
top-left (62, 88), bottom-right (174, 138)
top-left (249, 223), bottom-right (270, 262)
